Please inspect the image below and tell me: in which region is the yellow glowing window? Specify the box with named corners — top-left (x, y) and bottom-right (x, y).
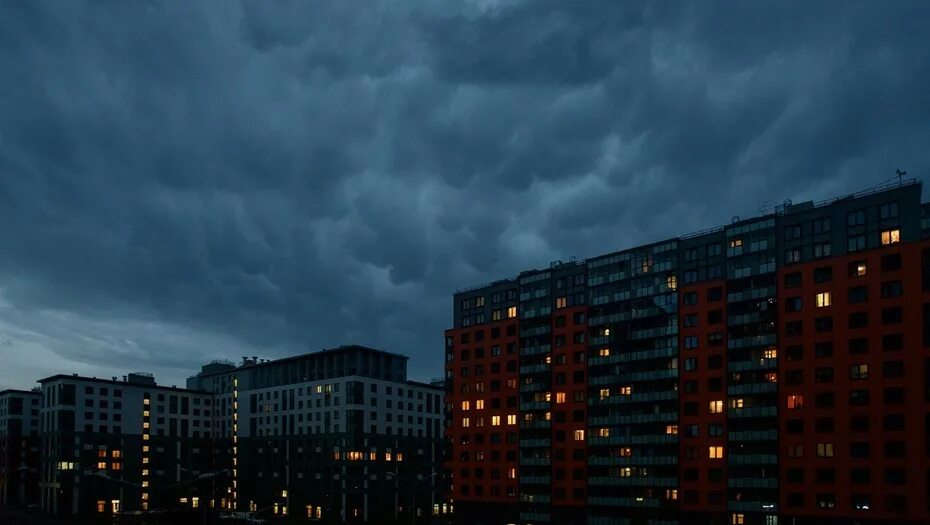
top-left (461, 417), bottom-right (470, 428)
top-left (544, 354), bottom-right (551, 364)
top-left (765, 372), bottom-right (778, 383)
top-left (666, 425), bottom-right (678, 435)
top-left (573, 429), bottom-right (585, 441)
top-left (856, 262), bottom-right (867, 276)
top-left (763, 348), bottom-right (777, 359)
top-left (460, 401), bottom-right (470, 411)
top-left (666, 489), bottom-right (678, 500)
top-left (141, 481), bottom-right (149, 488)
top-left (709, 446), bottom-right (724, 459)
top-left (111, 450), bottom-right (121, 458)
top-left (507, 306), bottom-right (517, 318)
top-left (881, 229), bottom-right (900, 245)
top-left (816, 442), bottom-right (834, 457)
top-left (98, 449), bottom-right (107, 458)
top-left (603, 328), bottom-right (610, 336)
top-left (598, 348), bottom-right (610, 357)
top-left (475, 399), bottom-right (485, 410)
top-left (491, 416), bottom-right (501, 426)
top-left (666, 275), bottom-right (677, 290)
top-left (709, 400), bottom-right (723, 414)
top-left (112, 463), bottom-right (121, 471)
top-left (787, 394), bottom-right (803, 409)
top-left (142, 457), bottom-right (149, 464)
top-left (729, 398), bottom-right (744, 409)
top-left (619, 467), bottom-right (632, 477)
top-left (143, 398), bottom-right (150, 406)
top-left (97, 501), bottom-right (106, 513)
top-left (142, 469), bottom-right (149, 476)
top-left (143, 434), bottom-right (149, 441)
top-left (556, 297), bottom-right (567, 309)
top-left (506, 414), bottom-right (516, 425)
top-left (620, 386), bottom-right (632, 395)
top-left (815, 292), bottom-right (831, 307)
top-left (97, 462), bottom-right (107, 470)
top-left (620, 447), bottom-right (632, 457)
top-left (556, 392), bottom-right (566, 404)
top-left (729, 239), bottom-right (743, 248)
top-left (599, 388), bottom-right (610, 399)
top-left (732, 513), bottom-right (745, 525)
top-left (507, 468), bottom-right (516, 479)
top-left (544, 411), bottom-right (551, 421)
top-left (192, 497), bottom-right (200, 508)
top-left (598, 428), bottom-right (610, 437)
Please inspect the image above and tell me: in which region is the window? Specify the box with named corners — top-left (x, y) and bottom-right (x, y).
top-left (850, 364), bottom-right (869, 380)
top-left (683, 292), bottom-right (698, 306)
top-left (785, 249), bottom-right (801, 264)
top-left (787, 395), bottom-right (804, 409)
top-left (785, 297), bottom-right (803, 312)
top-left (784, 272), bottom-right (802, 288)
top-left (881, 229), bottom-right (901, 245)
top-left (881, 280), bottom-right (902, 298)
top-left (815, 292), bottom-right (831, 307)
top-left (882, 253), bottom-right (902, 271)
top-left (848, 235), bottom-right (866, 252)
top-left (814, 266), bottom-right (832, 283)
top-left (849, 260), bottom-right (867, 277)
top-left (507, 306), bottom-right (517, 319)
top-left (815, 367), bottom-right (834, 383)
top-left (848, 311), bottom-right (868, 329)
top-left (785, 225), bottom-right (801, 240)
top-left (814, 242), bottom-right (831, 258)
top-left (848, 285), bottom-right (868, 303)
top-left (573, 429), bottom-right (585, 441)
top-left (816, 442), bottom-right (834, 457)
top-left (882, 306), bottom-right (903, 325)
top-left (786, 345), bottom-right (803, 361)
top-left (684, 314), bottom-right (698, 328)
top-left (848, 209), bottom-right (865, 226)
top-left (880, 202), bottom-right (899, 219)
top-left (813, 217), bottom-right (831, 233)
top-left (814, 316), bottom-right (833, 332)
top-left (555, 296), bottom-right (567, 309)
top-left (708, 446), bottom-right (724, 459)
top-left (684, 336), bottom-right (698, 349)
top-left (709, 400), bottom-right (723, 414)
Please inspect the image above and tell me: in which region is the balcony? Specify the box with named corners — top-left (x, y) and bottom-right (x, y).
top-left (727, 453), bottom-right (778, 465)
top-left (519, 438), bottom-right (551, 448)
top-left (728, 429), bottom-right (778, 442)
top-left (519, 475), bottom-right (552, 485)
top-left (519, 401), bottom-right (550, 411)
top-left (727, 382), bottom-right (777, 395)
top-left (521, 345), bottom-right (551, 356)
top-left (728, 500), bottom-right (779, 513)
top-left (519, 364), bottom-right (551, 375)
top-left (727, 286), bottom-right (776, 304)
top-left (727, 358), bottom-right (777, 372)
top-left (728, 477), bottom-right (777, 489)
top-left (727, 406), bottom-right (777, 419)
top-left (588, 476), bottom-right (677, 487)
top-left (519, 457), bottom-right (551, 466)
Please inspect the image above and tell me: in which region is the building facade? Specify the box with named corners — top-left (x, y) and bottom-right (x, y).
top-left (186, 345), bottom-right (447, 524)
top-left (33, 345), bottom-right (445, 524)
top-left (445, 179), bottom-right (930, 525)
top-left (0, 389), bottom-right (41, 509)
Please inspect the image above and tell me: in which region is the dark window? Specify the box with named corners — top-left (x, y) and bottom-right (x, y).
top-left (883, 414), bottom-right (905, 431)
top-left (883, 333), bottom-right (903, 352)
top-left (785, 225), bottom-right (802, 240)
top-left (707, 309), bottom-right (723, 324)
top-left (707, 287), bottom-right (722, 301)
top-left (814, 341), bottom-right (834, 358)
top-left (815, 392), bottom-right (834, 408)
top-left (786, 370), bottom-right (804, 385)
top-left (814, 316), bottom-right (834, 332)
top-left (683, 292), bottom-right (698, 306)
top-left (849, 338), bottom-right (869, 354)
top-left (883, 360), bottom-right (904, 378)
top-left (850, 468), bottom-right (871, 485)
top-left (881, 280), bottom-right (903, 298)
top-left (787, 468), bottom-right (804, 483)
top-left (848, 209), bottom-right (866, 226)
top-left (786, 345), bottom-right (804, 361)
top-left (850, 442), bottom-right (870, 458)
top-left (786, 320), bottom-right (803, 336)
top-left (850, 416), bottom-right (870, 433)
top-left (849, 312), bottom-right (869, 329)
top-left (848, 286), bottom-right (868, 303)
top-left (884, 441), bottom-right (906, 458)
top-left (785, 297), bottom-right (803, 312)
top-left (814, 266), bottom-right (833, 283)
top-left (883, 387), bottom-right (905, 405)
top-left (815, 367), bottom-right (834, 383)
top-left (683, 314), bottom-right (698, 327)
top-left (786, 419), bottom-right (804, 434)
top-left (881, 253), bottom-right (902, 272)
top-left (882, 307), bottom-right (903, 325)
top-left (850, 390), bottom-right (870, 406)
top-left (784, 272), bottom-right (802, 289)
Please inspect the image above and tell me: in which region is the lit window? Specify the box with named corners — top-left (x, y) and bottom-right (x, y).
top-left (507, 306), bottom-right (517, 319)
top-left (461, 417), bottom-right (470, 428)
top-left (763, 348), bottom-right (777, 359)
top-left (112, 463), bottom-right (121, 471)
top-left (620, 386), bottom-right (632, 395)
top-left (856, 262), bottom-right (867, 276)
top-left (787, 394), bottom-right (804, 409)
top-left (729, 239), bottom-right (743, 248)
top-left (111, 450), bottom-right (121, 458)
top-left (709, 446), bottom-right (724, 459)
top-left (666, 425), bottom-right (678, 435)
top-left (98, 449), bottom-right (107, 458)
top-left (732, 513), bottom-right (745, 525)
top-left (850, 364), bottom-right (869, 380)
top-left (599, 388), bottom-right (610, 399)
top-left (666, 275), bottom-right (677, 290)
top-left (475, 399), bottom-right (484, 410)
top-left (598, 427), bottom-right (610, 437)
top-left (619, 447), bottom-right (632, 457)
top-left (507, 468), bottom-right (516, 479)
top-left (666, 489), bottom-right (678, 500)
top-left (815, 292), bottom-right (831, 307)
top-left (598, 348), bottom-right (610, 357)
top-left (460, 401), bottom-right (470, 411)
top-left (556, 297), bottom-right (567, 309)
top-left (491, 416), bottom-right (501, 426)
top-left (573, 430), bottom-right (585, 441)
top-left (619, 467), bottom-right (632, 477)
top-left (506, 414), bottom-right (516, 425)
top-left (881, 229), bottom-right (900, 245)
top-left (729, 398), bottom-right (744, 409)
top-left (555, 392), bottom-right (566, 404)
top-left (97, 461), bottom-right (107, 470)
top-left (709, 400), bottom-right (723, 414)
top-left (816, 442), bottom-right (834, 457)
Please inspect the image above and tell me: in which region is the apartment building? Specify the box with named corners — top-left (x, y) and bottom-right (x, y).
top-left (0, 389), bottom-right (41, 509)
top-left (445, 179), bottom-right (930, 525)
top-left (186, 345), bottom-right (448, 524)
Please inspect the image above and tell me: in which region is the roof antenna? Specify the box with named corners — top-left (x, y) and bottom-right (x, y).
top-left (896, 168), bottom-right (907, 186)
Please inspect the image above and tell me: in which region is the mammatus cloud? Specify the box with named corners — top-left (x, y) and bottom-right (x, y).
top-left (0, 1), bottom-right (928, 388)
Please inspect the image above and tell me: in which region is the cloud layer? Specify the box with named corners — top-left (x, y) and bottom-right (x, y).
top-left (1, 1), bottom-right (928, 388)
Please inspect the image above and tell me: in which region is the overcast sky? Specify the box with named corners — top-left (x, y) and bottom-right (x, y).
top-left (1, 1), bottom-right (928, 389)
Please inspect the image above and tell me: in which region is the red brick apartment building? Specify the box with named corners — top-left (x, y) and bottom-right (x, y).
top-left (444, 179), bottom-right (930, 525)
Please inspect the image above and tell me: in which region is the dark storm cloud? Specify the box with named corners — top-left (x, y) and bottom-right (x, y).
top-left (0, 0), bottom-right (928, 388)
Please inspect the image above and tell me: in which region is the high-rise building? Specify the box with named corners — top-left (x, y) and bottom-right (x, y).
top-left (445, 179), bottom-right (930, 525)
top-left (0, 389), bottom-right (41, 509)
